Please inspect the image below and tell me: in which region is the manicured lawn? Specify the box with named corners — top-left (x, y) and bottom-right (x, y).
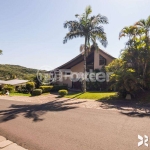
top-left (65, 91), bottom-right (118, 100)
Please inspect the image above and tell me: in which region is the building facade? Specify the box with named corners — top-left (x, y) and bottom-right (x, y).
top-left (49, 49), bottom-right (115, 89)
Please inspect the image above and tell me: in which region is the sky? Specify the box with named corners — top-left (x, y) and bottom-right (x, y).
top-left (0, 0), bottom-right (149, 70)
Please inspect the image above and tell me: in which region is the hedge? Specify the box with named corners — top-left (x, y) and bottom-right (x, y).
top-left (26, 82), bottom-right (35, 91)
top-left (51, 85), bottom-right (68, 92)
top-left (31, 89), bottom-right (42, 96)
top-left (39, 86), bottom-right (53, 93)
top-left (58, 90), bottom-right (68, 97)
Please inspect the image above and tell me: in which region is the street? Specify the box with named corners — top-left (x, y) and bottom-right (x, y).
top-left (0, 99), bottom-right (149, 150)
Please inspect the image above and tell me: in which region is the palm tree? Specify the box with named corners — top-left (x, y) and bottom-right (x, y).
top-left (135, 16), bottom-right (150, 78)
top-left (119, 26), bottom-right (139, 40)
top-left (63, 6), bottom-right (108, 92)
top-left (135, 16), bottom-right (150, 38)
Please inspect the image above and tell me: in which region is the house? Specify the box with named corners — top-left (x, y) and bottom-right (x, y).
top-left (49, 48), bottom-right (115, 89)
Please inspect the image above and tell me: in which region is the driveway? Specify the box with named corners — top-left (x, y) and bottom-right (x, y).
top-left (0, 95), bottom-right (150, 150)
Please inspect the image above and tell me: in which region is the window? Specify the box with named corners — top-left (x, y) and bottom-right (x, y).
top-left (99, 55), bottom-right (106, 65)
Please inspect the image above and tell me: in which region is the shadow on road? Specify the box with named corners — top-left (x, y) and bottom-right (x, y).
top-left (0, 99), bottom-right (85, 122)
top-left (97, 99), bottom-right (150, 118)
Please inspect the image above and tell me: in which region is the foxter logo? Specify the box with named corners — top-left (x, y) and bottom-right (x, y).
top-left (138, 135), bottom-right (148, 147)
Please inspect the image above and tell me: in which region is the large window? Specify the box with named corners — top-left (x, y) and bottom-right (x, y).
top-left (99, 55), bottom-right (106, 65)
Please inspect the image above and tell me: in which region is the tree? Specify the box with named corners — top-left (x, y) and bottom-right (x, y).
top-left (63, 5), bottom-right (108, 92)
top-left (107, 16), bottom-right (150, 98)
top-left (119, 26), bottom-right (138, 40)
top-left (135, 16), bottom-right (150, 77)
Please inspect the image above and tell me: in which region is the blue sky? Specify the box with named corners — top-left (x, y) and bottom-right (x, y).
top-left (0, 0), bottom-right (149, 70)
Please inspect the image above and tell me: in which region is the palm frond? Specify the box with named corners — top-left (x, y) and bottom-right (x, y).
top-left (85, 5), bottom-right (92, 16)
top-left (63, 31), bottom-right (85, 44)
top-left (95, 33), bottom-right (108, 47)
top-left (135, 19), bottom-right (146, 27)
top-left (146, 15), bottom-right (150, 28)
top-left (90, 26), bottom-right (104, 34)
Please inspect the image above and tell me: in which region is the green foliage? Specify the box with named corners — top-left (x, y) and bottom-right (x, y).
top-left (86, 68), bottom-right (107, 91)
top-left (58, 90), bottom-right (68, 97)
top-left (107, 16), bottom-right (150, 98)
top-left (31, 89), bottom-right (42, 96)
top-left (26, 82), bottom-right (35, 92)
top-left (2, 85), bottom-right (15, 93)
top-left (63, 5), bottom-right (108, 92)
top-left (0, 64), bottom-right (38, 80)
top-left (17, 86), bottom-right (29, 94)
top-left (51, 85), bottom-right (68, 92)
top-left (39, 86), bottom-right (53, 93)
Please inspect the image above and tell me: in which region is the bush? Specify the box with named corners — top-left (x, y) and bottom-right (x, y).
top-left (31, 89), bottom-right (42, 96)
top-left (58, 90), bottom-right (68, 97)
top-left (39, 86), bottom-right (53, 93)
top-left (51, 85), bottom-right (68, 92)
top-left (17, 86), bottom-right (29, 94)
top-left (26, 82), bottom-right (35, 92)
top-left (2, 85), bottom-right (15, 93)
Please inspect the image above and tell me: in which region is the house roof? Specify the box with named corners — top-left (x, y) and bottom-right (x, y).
top-left (51, 49), bottom-right (115, 71)
top-left (0, 79), bottom-right (29, 85)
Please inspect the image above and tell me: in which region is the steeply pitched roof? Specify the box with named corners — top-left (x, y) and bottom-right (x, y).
top-left (52, 49), bottom-right (115, 71)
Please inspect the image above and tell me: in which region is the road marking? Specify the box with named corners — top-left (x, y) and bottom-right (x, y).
top-left (138, 135), bottom-right (148, 147)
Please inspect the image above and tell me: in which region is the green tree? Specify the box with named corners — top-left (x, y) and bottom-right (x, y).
top-left (135, 16), bottom-right (150, 77)
top-left (26, 82), bottom-right (35, 93)
top-left (63, 6), bottom-right (108, 92)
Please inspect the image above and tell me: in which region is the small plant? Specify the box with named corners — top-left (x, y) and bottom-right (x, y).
top-left (58, 89), bottom-right (68, 97)
top-left (31, 89), bottom-right (42, 96)
top-left (39, 86), bottom-right (53, 93)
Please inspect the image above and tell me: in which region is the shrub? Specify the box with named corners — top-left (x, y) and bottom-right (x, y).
top-left (26, 82), bottom-right (35, 92)
top-left (2, 85), bottom-right (15, 93)
top-left (58, 90), bottom-right (68, 97)
top-left (31, 89), bottom-right (42, 96)
top-left (39, 86), bottom-right (53, 93)
top-left (51, 85), bottom-right (68, 92)
top-left (17, 86), bottom-right (29, 94)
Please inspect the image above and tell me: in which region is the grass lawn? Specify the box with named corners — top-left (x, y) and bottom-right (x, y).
top-left (65, 91), bottom-right (118, 100)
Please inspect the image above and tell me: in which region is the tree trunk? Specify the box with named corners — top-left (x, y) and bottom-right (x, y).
top-left (83, 37), bottom-right (87, 93)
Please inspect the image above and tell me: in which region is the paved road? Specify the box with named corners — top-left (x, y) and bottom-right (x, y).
top-left (0, 99), bottom-right (149, 150)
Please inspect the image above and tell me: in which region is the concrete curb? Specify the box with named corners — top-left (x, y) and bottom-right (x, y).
top-left (0, 136), bottom-right (27, 150)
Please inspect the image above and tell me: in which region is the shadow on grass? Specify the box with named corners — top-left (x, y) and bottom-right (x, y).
top-left (64, 92), bottom-right (84, 99)
top-left (97, 98), bottom-right (150, 118)
top-left (0, 99), bottom-right (85, 123)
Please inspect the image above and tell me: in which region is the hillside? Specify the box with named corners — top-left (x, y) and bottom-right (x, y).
top-left (0, 64), bottom-right (38, 80)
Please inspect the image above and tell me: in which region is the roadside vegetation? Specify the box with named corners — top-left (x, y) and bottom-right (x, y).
top-left (106, 15), bottom-right (150, 99)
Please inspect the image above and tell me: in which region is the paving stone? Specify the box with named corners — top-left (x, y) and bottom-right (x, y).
top-left (0, 140), bottom-right (13, 149)
top-left (0, 136), bottom-right (6, 142)
top-left (1, 143), bottom-right (27, 150)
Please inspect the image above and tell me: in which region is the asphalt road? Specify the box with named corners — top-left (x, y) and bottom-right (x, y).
top-left (0, 99), bottom-right (149, 150)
